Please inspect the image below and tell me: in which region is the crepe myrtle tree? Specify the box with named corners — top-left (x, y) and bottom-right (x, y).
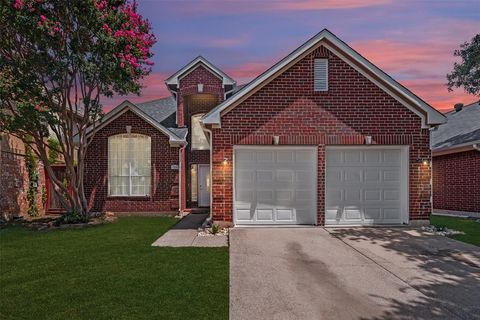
top-left (0, 0), bottom-right (156, 218)
top-left (447, 33), bottom-right (480, 97)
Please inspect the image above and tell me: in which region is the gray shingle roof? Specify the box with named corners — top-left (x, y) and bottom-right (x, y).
top-left (431, 101), bottom-right (480, 150)
top-left (135, 96), bottom-right (187, 140)
top-left (136, 96), bottom-right (176, 125)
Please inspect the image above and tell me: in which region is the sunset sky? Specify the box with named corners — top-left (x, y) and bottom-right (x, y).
top-left (105, 0), bottom-right (480, 113)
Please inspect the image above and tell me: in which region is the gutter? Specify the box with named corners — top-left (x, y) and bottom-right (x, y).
top-left (432, 141), bottom-right (480, 156)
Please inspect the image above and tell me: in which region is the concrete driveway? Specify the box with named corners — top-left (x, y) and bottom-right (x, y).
top-left (230, 227), bottom-right (480, 320)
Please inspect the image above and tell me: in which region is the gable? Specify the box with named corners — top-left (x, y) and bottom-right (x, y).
top-left (165, 56), bottom-right (235, 87)
top-left (220, 45), bottom-right (425, 136)
top-left (85, 101), bottom-right (186, 146)
top-left (179, 64), bottom-right (223, 89)
top-left (202, 29), bottom-right (446, 128)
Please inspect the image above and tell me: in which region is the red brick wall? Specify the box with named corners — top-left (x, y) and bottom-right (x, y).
top-left (211, 45), bottom-right (432, 224)
top-left (177, 65), bottom-right (224, 127)
top-left (177, 65), bottom-right (225, 206)
top-left (0, 134), bottom-right (46, 220)
top-left (84, 110), bottom-right (179, 213)
top-left (433, 150), bottom-right (480, 213)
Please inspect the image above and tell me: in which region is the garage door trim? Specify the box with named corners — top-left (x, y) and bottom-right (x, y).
top-left (325, 145), bottom-right (410, 225)
top-left (233, 145), bottom-right (318, 226)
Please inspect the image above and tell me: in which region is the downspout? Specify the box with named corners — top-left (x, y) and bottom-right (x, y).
top-left (178, 144), bottom-right (185, 214)
top-left (202, 123), bottom-right (213, 222)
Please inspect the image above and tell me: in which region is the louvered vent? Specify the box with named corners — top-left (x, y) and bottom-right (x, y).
top-left (314, 59), bottom-right (328, 91)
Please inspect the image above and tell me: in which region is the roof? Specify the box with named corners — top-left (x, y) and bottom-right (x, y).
top-left (165, 56), bottom-right (236, 87)
top-left (85, 98), bottom-right (187, 146)
top-left (431, 101), bottom-right (480, 152)
top-left (202, 29), bottom-right (446, 128)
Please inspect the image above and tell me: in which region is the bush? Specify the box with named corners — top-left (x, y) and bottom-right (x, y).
top-left (55, 210), bottom-right (88, 225)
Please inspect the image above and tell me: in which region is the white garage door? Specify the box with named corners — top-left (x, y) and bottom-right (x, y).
top-left (325, 147), bottom-right (408, 225)
top-left (234, 146), bottom-right (317, 225)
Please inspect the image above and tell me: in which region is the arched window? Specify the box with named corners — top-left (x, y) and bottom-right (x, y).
top-left (191, 113), bottom-right (209, 150)
top-left (108, 133), bottom-right (151, 196)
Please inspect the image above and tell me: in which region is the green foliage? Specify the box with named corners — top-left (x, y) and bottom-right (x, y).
top-left (430, 215), bottom-right (480, 246)
top-left (24, 143), bottom-right (39, 217)
top-left (210, 224), bottom-right (221, 235)
top-left (447, 34), bottom-right (480, 96)
top-left (0, 0), bottom-right (156, 215)
top-left (47, 137), bottom-right (60, 164)
top-left (55, 209), bottom-right (88, 225)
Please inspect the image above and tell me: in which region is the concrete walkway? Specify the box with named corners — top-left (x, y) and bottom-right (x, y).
top-left (151, 213), bottom-right (227, 247)
top-left (230, 227), bottom-right (480, 320)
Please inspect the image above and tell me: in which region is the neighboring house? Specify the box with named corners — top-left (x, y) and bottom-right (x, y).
top-left (84, 29), bottom-right (445, 226)
top-left (431, 102), bottom-right (480, 214)
top-left (0, 133), bottom-right (46, 220)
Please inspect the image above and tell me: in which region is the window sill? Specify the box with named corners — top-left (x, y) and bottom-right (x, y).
top-left (107, 195), bottom-right (151, 200)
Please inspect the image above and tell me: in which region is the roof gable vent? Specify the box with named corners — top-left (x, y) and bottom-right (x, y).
top-left (314, 58), bottom-right (328, 91)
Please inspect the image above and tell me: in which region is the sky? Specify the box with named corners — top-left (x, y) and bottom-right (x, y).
top-left (105, 0), bottom-right (480, 113)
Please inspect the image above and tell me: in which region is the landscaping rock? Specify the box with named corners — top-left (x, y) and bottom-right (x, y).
top-left (421, 225), bottom-right (464, 237)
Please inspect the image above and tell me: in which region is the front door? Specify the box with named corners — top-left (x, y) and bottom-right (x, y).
top-left (198, 164), bottom-right (211, 207)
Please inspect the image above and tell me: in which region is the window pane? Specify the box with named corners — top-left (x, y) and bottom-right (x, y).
top-left (108, 133), bottom-right (151, 196)
top-left (191, 114), bottom-right (209, 150)
top-left (191, 164), bottom-right (198, 202)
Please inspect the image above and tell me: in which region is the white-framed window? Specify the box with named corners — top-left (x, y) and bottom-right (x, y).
top-left (191, 113), bottom-right (209, 150)
top-left (314, 58), bottom-right (328, 91)
top-left (108, 133), bottom-right (151, 196)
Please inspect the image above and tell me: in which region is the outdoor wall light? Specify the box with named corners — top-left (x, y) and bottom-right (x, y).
top-left (223, 157), bottom-right (228, 165)
top-left (422, 159), bottom-right (430, 166)
top-left (273, 135), bottom-right (280, 145)
top-left (365, 135), bottom-right (372, 144)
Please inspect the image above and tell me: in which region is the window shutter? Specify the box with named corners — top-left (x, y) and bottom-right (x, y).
top-left (314, 59), bottom-right (328, 91)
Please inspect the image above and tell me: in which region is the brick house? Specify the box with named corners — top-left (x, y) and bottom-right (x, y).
top-left (0, 133), bottom-right (46, 220)
top-left (431, 102), bottom-right (480, 214)
top-left (84, 29), bottom-right (446, 225)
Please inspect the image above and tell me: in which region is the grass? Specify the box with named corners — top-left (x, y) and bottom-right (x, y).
top-left (430, 215), bottom-right (480, 246)
top-left (0, 217), bottom-right (229, 320)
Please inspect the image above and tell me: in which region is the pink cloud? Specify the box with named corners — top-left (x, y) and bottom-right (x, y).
top-left (349, 38), bottom-right (478, 111)
top-left (400, 79), bottom-right (477, 112)
top-left (206, 34), bottom-right (249, 48)
top-left (174, 0), bottom-right (391, 15)
top-left (225, 61), bottom-right (271, 84)
top-left (276, 0), bottom-right (391, 10)
top-left (103, 72), bottom-right (171, 111)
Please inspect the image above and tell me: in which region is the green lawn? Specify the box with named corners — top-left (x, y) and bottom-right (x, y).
top-left (0, 217), bottom-right (229, 320)
top-left (430, 215), bottom-right (480, 246)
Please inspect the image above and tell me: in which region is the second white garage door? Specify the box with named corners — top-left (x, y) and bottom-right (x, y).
top-left (325, 146), bottom-right (408, 225)
top-left (234, 146), bottom-right (317, 225)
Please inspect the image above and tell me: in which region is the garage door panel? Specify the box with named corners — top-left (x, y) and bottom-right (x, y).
top-left (236, 209), bottom-right (253, 221)
top-left (344, 150), bottom-right (362, 163)
top-left (276, 170), bottom-right (294, 183)
top-left (344, 208), bottom-right (362, 220)
top-left (257, 209), bottom-right (274, 221)
top-left (257, 150), bottom-right (275, 163)
top-left (275, 190), bottom-right (294, 202)
top-left (364, 208), bottom-right (382, 220)
top-left (326, 147), bottom-right (406, 225)
top-left (364, 150), bottom-right (382, 163)
top-left (276, 209), bottom-right (295, 221)
top-left (383, 150), bottom-right (401, 164)
top-left (234, 147), bottom-right (317, 225)
top-left (256, 170), bottom-right (274, 183)
top-left (383, 169), bottom-right (400, 182)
